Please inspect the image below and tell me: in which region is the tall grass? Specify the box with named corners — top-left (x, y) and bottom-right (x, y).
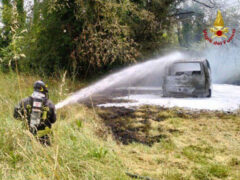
top-left (0, 72), bottom-right (129, 179)
top-left (1, 72), bottom-right (240, 179)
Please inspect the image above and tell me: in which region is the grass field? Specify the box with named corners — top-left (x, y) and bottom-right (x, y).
top-left (0, 72), bottom-right (240, 179)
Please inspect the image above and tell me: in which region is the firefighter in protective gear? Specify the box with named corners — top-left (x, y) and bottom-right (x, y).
top-left (14, 80), bottom-right (56, 145)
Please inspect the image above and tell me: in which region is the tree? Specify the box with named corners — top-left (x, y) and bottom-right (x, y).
top-left (0, 0), bottom-right (26, 71)
top-left (20, 0), bottom-right (178, 78)
top-left (1, 0), bottom-right (182, 77)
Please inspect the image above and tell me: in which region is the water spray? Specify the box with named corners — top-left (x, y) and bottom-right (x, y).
top-left (56, 52), bottom-right (186, 109)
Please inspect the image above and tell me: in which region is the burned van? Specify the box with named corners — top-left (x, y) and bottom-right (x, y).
top-left (162, 59), bottom-right (211, 97)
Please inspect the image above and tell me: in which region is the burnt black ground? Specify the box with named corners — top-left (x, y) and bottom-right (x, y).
top-left (80, 88), bottom-right (238, 146)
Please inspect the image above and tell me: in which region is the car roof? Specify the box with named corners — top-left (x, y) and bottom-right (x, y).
top-left (172, 58), bottom-right (208, 63)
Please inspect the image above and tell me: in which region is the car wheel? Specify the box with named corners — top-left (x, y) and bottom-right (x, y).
top-left (207, 89), bottom-right (211, 98)
top-left (162, 87), bottom-right (167, 97)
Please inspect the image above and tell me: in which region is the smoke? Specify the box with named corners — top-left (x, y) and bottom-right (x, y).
top-left (180, 0), bottom-right (240, 84)
top-left (201, 4), bottom-right (240, 84)
top-left (202, 38), bottom-right (240, 84)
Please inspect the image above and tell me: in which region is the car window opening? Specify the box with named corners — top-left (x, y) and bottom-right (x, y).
top-left (171, 62), bottom-right (202, 76)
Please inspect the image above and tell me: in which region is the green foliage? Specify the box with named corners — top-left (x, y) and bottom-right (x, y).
top-left (182, 145), bottom-right (213, 164)
top-left (177, 5), bottom-right (206, 47)
top-left (88, 147), bottom-right (108, 159)
top-left (208, 164), bottom-right (229, 178)
top-left (0, 0), bottom-right (13, 61)
top-left (1, 0), bottom-right (179, 78)
top-left (0, 1), bottom-right (26, 72)
top-left (193, 168), bottom-right (211, 180)
top-left (15, 0), bottom-right (25, 27)
top-left (2, 0), bottom-right (13, 37)
top-left (159, 139), bottom-right (176, 151)
top-left (193, 163), bottom-right (229, 179)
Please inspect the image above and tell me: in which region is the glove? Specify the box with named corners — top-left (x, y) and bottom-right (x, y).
top-left (37, 127), bottom-right (51, 137)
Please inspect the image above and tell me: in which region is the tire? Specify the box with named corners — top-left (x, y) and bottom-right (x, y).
top-left (162, 93), bottom-right (167, 97)
top-left (162, 86), bottom-right (167, 97)
top-left (207, 89), bottom-right (211, 98)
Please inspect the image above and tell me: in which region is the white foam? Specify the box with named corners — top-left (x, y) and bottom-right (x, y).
top-left (98, 84), bottom-right (240, 111)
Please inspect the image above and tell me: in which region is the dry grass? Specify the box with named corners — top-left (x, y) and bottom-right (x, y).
top-left (1, 72), bottom-right (240, 179)
top-left (112, 106), bottom-right (240, 179)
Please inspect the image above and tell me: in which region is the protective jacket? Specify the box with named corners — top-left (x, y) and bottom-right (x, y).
top-left (14, 96), bottom-right (56, 133)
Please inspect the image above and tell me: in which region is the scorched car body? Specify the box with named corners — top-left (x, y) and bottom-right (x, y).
top-left (162, 59), bottom-right (212, 97)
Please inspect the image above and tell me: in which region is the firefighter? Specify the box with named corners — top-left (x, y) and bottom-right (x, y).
top-left (14, 80), bottom-right (56, 146)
